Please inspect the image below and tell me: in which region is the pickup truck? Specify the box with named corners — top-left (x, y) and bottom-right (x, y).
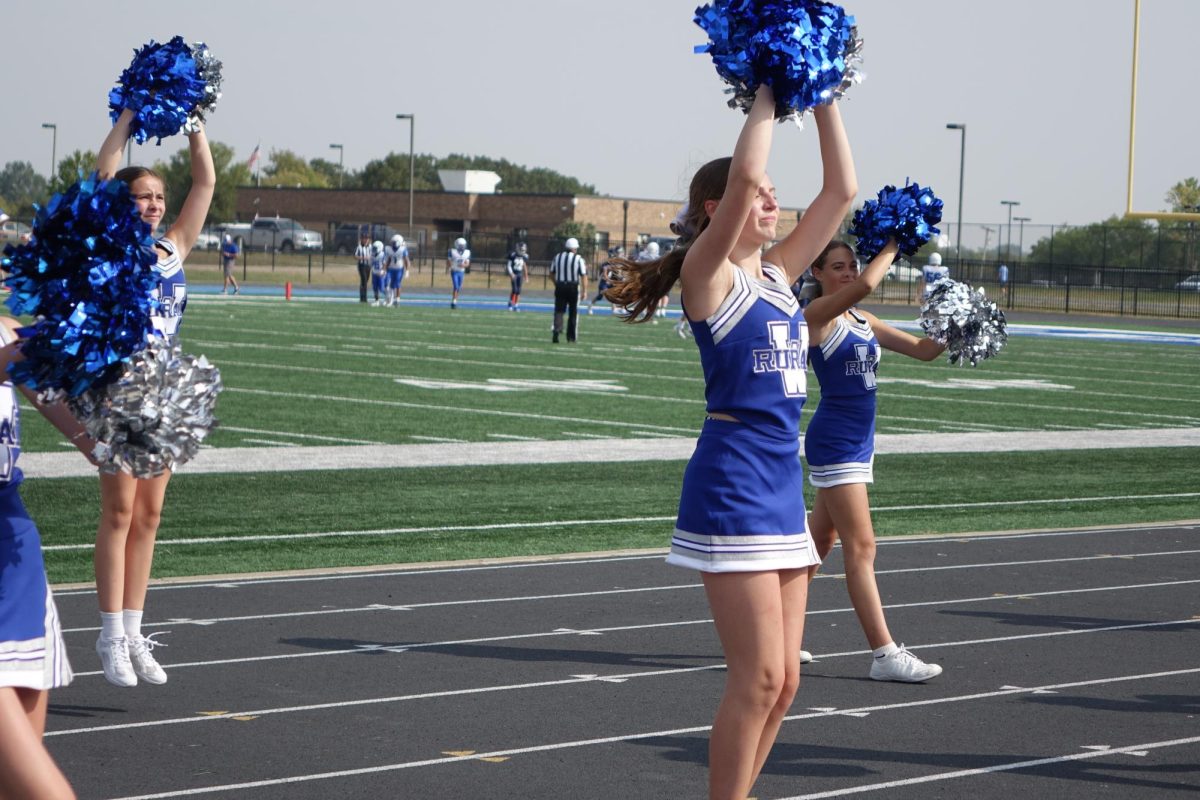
top-left (222, 217), bottom-right (323, 252)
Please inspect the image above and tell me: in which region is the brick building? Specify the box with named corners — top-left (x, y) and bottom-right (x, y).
top-left (234, 185), bottom-right (804, 255)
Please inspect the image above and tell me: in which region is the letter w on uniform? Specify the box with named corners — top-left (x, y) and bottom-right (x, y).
top-left (844, 343), bottom-right (878, 389)
top-left (752, 320), bottom-right (807, 397)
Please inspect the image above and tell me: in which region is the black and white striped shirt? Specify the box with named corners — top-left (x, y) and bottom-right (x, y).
top-left (550, 251), bottom-right (587, 285)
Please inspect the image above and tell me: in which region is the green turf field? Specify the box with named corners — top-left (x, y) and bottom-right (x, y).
top-left (20, 296), bottom-right (1200, 583)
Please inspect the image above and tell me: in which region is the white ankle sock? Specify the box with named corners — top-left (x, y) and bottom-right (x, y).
top-left (873, 642), bottom-right (899, 659)
top-left (100, 611), bottom-right (125, 640)
top-left (123, 609), bottom-right (144, 640)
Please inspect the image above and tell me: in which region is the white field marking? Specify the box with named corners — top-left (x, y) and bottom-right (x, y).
top-left (775, 737), bottom-right (1200, 800)
top-left (37, 492), bottom-right (1200, 552)
top-left (194, 341), bottom-right (705, 385)
top-left (80, 668), bottom-right (1200, 799)
top-left (880, 390), bottom-right (1200, 424)
top-left (562, 432), bottom-right (618, 440)
top-left (1040, 424), bottom-right (1092, 431)
top-left (223, 386), bottom-right (699, 433)
top-left (408, 435), bottom-right (468, 443)
top-left (877, 414), bottom-right (1030, 432)
top-left (47, 522), bottom-right (1195, 597)
top-left (56, 570), bottom-right (1200, 636)
top-left (65, 592), bottom-right (1200, 686)
top-left (485, 433), bottom-right (543, 441)
top-left (218, 426), bottom-right (381, 446)
top-left (393, 377), bottom-right (629, 394)
top-left (878, 426), bottom-right (937, 434)
top-left (879, 377), bottom-right (1075, 391)
top-left (238, 439), bottom-right (298, 448)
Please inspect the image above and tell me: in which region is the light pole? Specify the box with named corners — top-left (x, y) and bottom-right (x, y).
top-left (328, 143), bottom-right (344, 188)
top-left (1000, 200), bottom-right (1020, 262)
top-left (396, 114), bottom-right (415, 242)
top-left (945, 123), bottom-right (966, 274)
top-left (41, 123), bottom-right (57, 187)
top-left (1013, 216), bottom-right (1031, 261)
top-left (621, 199), bottom-right (629, 255)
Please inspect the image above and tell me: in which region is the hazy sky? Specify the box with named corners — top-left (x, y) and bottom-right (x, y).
top-left (2, 0), bottom-right (1195, 248)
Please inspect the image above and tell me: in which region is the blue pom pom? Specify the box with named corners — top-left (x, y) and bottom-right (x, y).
top-left (695, 0), bottom-right (863, 122)
top-left (849, 181), bottom-right (944, 260)
top-left (1, 173), bottom-right (159, 398)
top-left (108, 36), bottom-right (223, 144)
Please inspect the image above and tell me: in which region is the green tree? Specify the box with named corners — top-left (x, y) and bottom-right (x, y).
top-left (0, 161), bottom-right (49, 216)
top-left (153, 141), bottom-right (250, 225)
top-left (1165, 177), bottom-right (1200, 212)
top-left (54, 149), bottom-right (98, 192)
top-left (438, 153), bottom-right (596, 195)
top-left (309, 157), bottom-right (353, 189)
top-left (358, 152), bottom-right (441, 191)
top-left (1027, 215), bottom-right (1157, 268)
top-left (260, 149), bottom-right (331, 188)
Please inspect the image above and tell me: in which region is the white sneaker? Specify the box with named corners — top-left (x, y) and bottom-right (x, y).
top-left (128, 633), bottom-right (169, 685)
top-left (800, 650), bottom-right (814, 664)
top-left (96, 636), bottom-right (137, 687)
top-left (869, 645), bottom-right (942, 682)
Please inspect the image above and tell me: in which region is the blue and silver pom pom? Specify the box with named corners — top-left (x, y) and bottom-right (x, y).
top-left (69, 337), bottom-right (223, 478)
top-left (849, 181), bottom-right (943, 261)
top-left (2, 173), bottom-right (160, 399)
top-left (695, 0), bottom-right (863, 123)
top-left (920, 280), bottom-right (1008, 367)
top-left (109, 36), bottom-right (223, 144)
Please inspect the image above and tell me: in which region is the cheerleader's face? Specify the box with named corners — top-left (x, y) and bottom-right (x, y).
top-left (741, 177), bottom-right (779, 245)
top-left (129, 176), bottom-right (166, 231)
top-left (813, 245), bottom-right (859, 291)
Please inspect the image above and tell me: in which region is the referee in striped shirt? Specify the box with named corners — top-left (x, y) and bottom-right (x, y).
top-left (550, 237), bottom-right (588, 343)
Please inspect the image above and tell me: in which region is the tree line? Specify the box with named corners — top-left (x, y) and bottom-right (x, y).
top-left (0, 145), bottom-right (597, 227)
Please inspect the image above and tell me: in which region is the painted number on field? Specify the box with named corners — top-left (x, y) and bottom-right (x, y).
top-left (394, 378), bottom-right (627, 393)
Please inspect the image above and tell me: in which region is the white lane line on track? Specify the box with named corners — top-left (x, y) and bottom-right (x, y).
top-left (52, 626), bottom-right (1200, 739)
top-left (38, 494), bottom-right (1200, 552)
top-left (49, 521), bottom-right (1198, 595)
top-left (91, 667), bottom-right (1200, 799)
top-left (56, 554), bottom-right (1200, 633)
top-left (62, 586), bottom-right (1200, 676)
top-left (774, 736), bottom-right (1200, 799)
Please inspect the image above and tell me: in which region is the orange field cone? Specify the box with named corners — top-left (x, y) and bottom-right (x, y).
top-left (285, 281), bottom-right (292, 301)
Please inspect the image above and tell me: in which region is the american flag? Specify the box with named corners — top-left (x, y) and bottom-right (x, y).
top-left (246, 143), bottom-right (261, 171)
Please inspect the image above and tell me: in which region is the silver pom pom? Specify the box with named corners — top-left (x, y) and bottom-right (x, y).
top-left (69, 337), bottom-right (223, 477)
top-left (919, 280), bottom-right (1008, 367)
top-left (182, 42), bottom-right (223, 134)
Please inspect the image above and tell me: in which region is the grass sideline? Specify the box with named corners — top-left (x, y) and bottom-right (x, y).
top-left (18, 297), bottom-right (1200, 583)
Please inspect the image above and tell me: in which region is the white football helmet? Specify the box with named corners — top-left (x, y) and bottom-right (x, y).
top-left (454, 237), bottom-right (467, 251)
top-left (928, 252), bottom-right (942, 266)
top-left (392, 234), bottom-right (404, 248)
top-left (644, 241), bottom-right (661, 258)
top-left (372, 240), bottom-right (384, 254)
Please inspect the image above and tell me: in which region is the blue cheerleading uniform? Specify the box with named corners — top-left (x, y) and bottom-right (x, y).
top-left (668, 264), bottom-right (820, 573)
top-left (804, 309), bottom-right (880, 487)
top-left (0, 327), bottom-right (73, 690)
top-left (150, 237), bottom-right (187, 341)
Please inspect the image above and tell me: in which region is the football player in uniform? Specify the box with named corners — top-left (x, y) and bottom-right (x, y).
top-left (588, 246), bottom-right (622, 314)
top-left (922, 251), bottom-right (948, 299)
top-left (385, 235), bottom-right (409, 308)
top-left (446, 237), bottom-right (471, 309)
top-left (370, 241), bottom-right (387, 305)
top-left (506, 242), bottom-right (530, 311)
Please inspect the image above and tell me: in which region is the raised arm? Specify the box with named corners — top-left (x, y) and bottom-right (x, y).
top-left (802, 239), bottom-right (898, 333)
top-left (864, 312), bottom-right (947, 361)
top-left (96, 109), bottom-right (135, 179)
top-left (764, 103), bottom-right (857, 283)
top-left (680, 85), bottom-right (777, 317)
top-left (164, 126), bottom-right (216, 263)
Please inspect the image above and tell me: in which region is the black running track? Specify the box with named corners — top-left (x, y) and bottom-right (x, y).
top-left (45, 523), bottom-right (1200, 799)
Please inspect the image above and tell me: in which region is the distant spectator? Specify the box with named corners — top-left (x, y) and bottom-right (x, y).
top-left (220, 234), bottom-right (240, 295)
top-left (447, 237), bottom-right (471, 309)
top-left (507, 242), bottom-right (530, 312)
top-left (549, 237), bottom-right (587, 343)
top-left (354, 232), bottom-right (372, 304)
top-left (384, 234), bottom-right (410, 308)
top-left (997, 263), bottom-right (1009, 286)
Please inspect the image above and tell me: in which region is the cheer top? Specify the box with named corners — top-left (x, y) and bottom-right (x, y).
top-left (150, 237), bottom-right (187, 340)
top-left (808, 309), bottom-right (879, 404)
top-left (0, 327), bottom-right (22, 493)
top-left (687, 263), bottom-right (809, 438)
